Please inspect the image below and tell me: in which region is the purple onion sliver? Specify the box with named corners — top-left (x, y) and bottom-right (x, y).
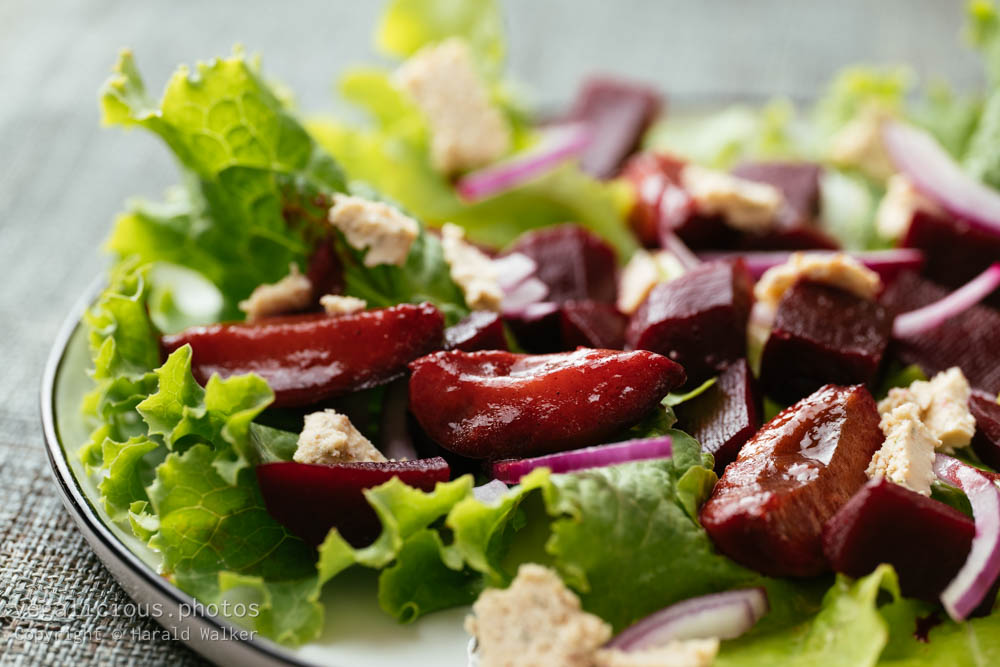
top-left (494, 253), bottom-right (539, 291)
top-left (893, 263), bottom-right (1000, 339)
top-left (491, 436), bottom-right (673, 484)
top-left (659, 229), bottom-right (701, 270)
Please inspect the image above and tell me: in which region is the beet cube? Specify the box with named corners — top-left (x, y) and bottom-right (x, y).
top-left (760, 281), bottom-right (891, 404)
top-left (675, 359), bottom-right (761, 473)
top-left (881, 271), bottom-right (1000, 395)
top-left (626, 260), bottom-right (753, 385)
top-left (822, 479), bottom-right (974, 602)
top-left (971, 390), bottom-right (1000, 471)
top-left (559, 301), bottom-right (627, 349)
top-left (730, 161), bottom-right (822, 225)
top-left (444, 311), bottom-right (508, 352)
top-left (505, 224), bottom-right (618, 304)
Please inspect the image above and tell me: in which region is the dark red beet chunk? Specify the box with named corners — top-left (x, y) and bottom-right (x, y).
top-left (823, 479), bottom-right (974, 602)
top-left (902, 210), bottom-right (1000, 309)
top-left (559, 301), bottom-right (627, 349)
top-left (626, 260), bottom-right (753, 385)
top-left (730, 162), bottom-right (822, 226)
top-left (257, 458), bottom-right (450, 547)
top-left (161, 303), bottom-right (444, 408)
top-left (568, 77), bottom-right (662, 179)
top-left (675, 360), bottom-right (761, 473)
top-left (700, 384), bottom-right (884, 577)
top-left (737, 223), bottom-right (841, 252)
top-left (408, 348), bottom-right (685, 460)
top-left (971, 390), bottom-right (1000, 471)
top-left (444, 311), bottom-right (508, 351)
top-left (305, 240), bottom-right (345, 305)
top-left (505, 225), bottom-right (618, 303)
top-left (760, 281), bottom-right (891, 405)
top-left (881, 271), bottom-right (1000, 395)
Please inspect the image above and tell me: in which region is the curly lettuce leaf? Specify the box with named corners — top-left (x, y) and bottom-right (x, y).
top-left (376, 0), bottom-right (505, 68)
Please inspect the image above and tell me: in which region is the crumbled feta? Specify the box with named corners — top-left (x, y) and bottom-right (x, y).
top-left (319, 294), bottom-right (367, 316)
top-left (875, 174), bottom-right (945, 240)
top-left (867, 403), bottom-right (938, 496)
top-left (754, 252), bottom-right (882, 310)
top-left (293, 409), bottom-right (386, 465)
top-left (238, 264), bottom-right (313, 322)
top-left (394, 38), bottom-right (511, 174)
top-left (617, 249), bottom-right (685, 315)
top-left (879, 367), bottom-right (977, 451)
top-left (829, 106), bottom-right (895, 182)
top-left (328, 194), bottom-right (419, 268)
top-left (466, 563), bottom-right (611, 667)
top-left (441, 223), bottom-right (503, 311)
top-left (680, 164), bottom-right (784, 233)
top-left (593, 640), bottom-right (720, 667)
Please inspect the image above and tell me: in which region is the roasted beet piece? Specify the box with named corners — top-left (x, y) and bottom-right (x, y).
top-left (737, 223), bottom-right (841, 252)
top-left (700, 384), bottom-right (883, 577)
top-left (305, 240), bottom-right (345, 305)
top-left (257, 458), bottom-right (451, 547)
top-left (626, 260), bottom-right (753, 385)
top-left (822, 479), bottom-right (974, 602)
top-left (505, 225), bottom-right (618, 303)
top-left (902, 210), bottom-right (1000, 309)
top-left (760, 281), bottom-right (891, 405)
top-left (730, 162), bottom-right (822, 225)
top-left (971, 390), bottom-right (1000, 471)
top-left (675, 360), bottom-right (761, 473)
top-left (444, 311), bottom-right (508, 351)
top-left (559, 301), bottom-right (627, 349)
top-left (881, 271), bottom-right (1000, 395)
top-left (568, 77), bottom-right (662, 179)
top-left (161, 303), bottom-right (444, 408)
top-left (408, 348), bottom-right (685, 460)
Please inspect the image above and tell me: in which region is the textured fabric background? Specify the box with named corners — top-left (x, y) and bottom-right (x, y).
top-left (0, 1), bottom-right (980, 664)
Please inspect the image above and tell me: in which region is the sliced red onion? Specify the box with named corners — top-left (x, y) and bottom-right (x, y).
top-left (883, 122), bottom-right (1000, 237)
top-left (457, 123), bottom-right (594, 201)
top-left (933, 454), bottom-right (1000, 621)
top-left (493, 253), bottom-right (538, 291)
top-left (893, 263), bottom-right (1000, 339)
top-left (473, 479), bottom-right (509, 504)
top-left (697, 249), bottom-right (925, 281)
top-left (607, 588), bottom-right (769, 651)
top-left (659, 230), bottom-right (702, 270)
top-left (491, 436), bottom-right (672, 484)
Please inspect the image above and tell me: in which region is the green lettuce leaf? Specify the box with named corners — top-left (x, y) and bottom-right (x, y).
top-left (376, 0), bottom-right (505, 69)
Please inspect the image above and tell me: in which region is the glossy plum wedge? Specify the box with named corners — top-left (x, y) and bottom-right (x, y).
top-left (700, 384), bottom-right (884, 577)
top-left (822, 478), bottom-right (974, 602)
top-left (505, 224), bottom-right (618, 303)
top-left (257, 458), bottom-right (450, 548)
top-left (559, 301), bottom-right (627, 350)
top-left (971, 390), bottom-right (1000, 471)
top-left (881, 271), bottom-right (1000, 394)
top-left (161, 303), bottom-right (445, 408)
top-left (408, 348), bottom-right (686, 459)
top-left (675, 360), bottom-right (761, 473)
top-left (760, 281), bottom-right (891, 404)
top-left (626, 260), bottom-right (753, 385)
top-left (444, 311), bottom-right (508, 352)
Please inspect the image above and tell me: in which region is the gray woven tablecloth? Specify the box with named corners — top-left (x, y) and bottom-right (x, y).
top-left (0, 1), bottom-right (979, 664)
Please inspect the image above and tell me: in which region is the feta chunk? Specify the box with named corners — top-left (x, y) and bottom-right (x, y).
top-left (238, 264), bottom-right (312, 322)
top-left (867, 403), bottom-right (938, 496)
top-left (293, 409), bottom-right (386, 465)
top-left (754, 252), bottom-right (882, 310)
top-left (328, 194), bottom-right (419, 267)
top-left (441, 223), bottom-right (503, 311)
top-left (879, 367), bottom-right (976, 450)
top-left (466, 563), bottom-right (611, 667)
top-left (394, 38), bottom-right (511, 174)
top-left (593, 640), bottom-right (720, 667)
top-left (875, 174), bottom-right (945, 240)
top-left (680, 164), bottom-right (784, 233)
top-left (617, 249), bottom-right (686, 315)
top-left (829, 106), bottom-right (895, 182)
top-left (319, 294), bottom-right (367, 316)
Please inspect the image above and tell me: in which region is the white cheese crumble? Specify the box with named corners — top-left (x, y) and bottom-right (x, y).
top-left (753, 252), bottom-right (882, 310)
top-left (441, 223), bottom-right (503, 311)
top-left (593, 640), bottom-right (720, 667)
top-left (394, 38), bottom-right (511, 175)
top-left (867, 403), bottom-right (938, 496)
top-left (238, 264), bottom-right (313, 322)
top-left (328, 194), bottom-right (419, 268)
top-left (680, 164), bottom-right (784, 233)
top-left (617, 249), bottom-right (686, 315)
top-left (466, 564), bottom-right (612, 667)
top-left (293, 409), bottom-right (386, 465)
top-left (319, 294), bottom-right (367, 316)
top-left (829, 106), bottom-right (895, 182)
top-left (875, 174), bottom-right (945, 240)
top-left (878, 367), bottom-right (977, 451)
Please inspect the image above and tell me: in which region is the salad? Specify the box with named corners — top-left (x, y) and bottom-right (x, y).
top-left (79, 0), bottom-right (1000, 664)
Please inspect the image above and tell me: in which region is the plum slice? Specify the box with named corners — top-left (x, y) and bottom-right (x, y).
top-left (971, 390), bottom-right (1000, 471)
top-left (256, 457), bottom-right (451, 548)
top-left (760, 281), bottom-right (891, 404)
top-left (822, 478), bottom-right (974, 602)
top-left (626, 260), bottom-right (753, 385)
top-left (408, 348), bottom-right (686, 459)
top-left (161, 302), bottom-right (444, 408)
top-left (444, 311), bottom-right (508, 352)
top-left (881, 271), bottom-right (1000, 395)
top-left (675, 359), bottom-right (761, 473)
top-left (700, 384), bottom-right (884, 577)
top-left (559, 301), bottom-right (627, 350)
